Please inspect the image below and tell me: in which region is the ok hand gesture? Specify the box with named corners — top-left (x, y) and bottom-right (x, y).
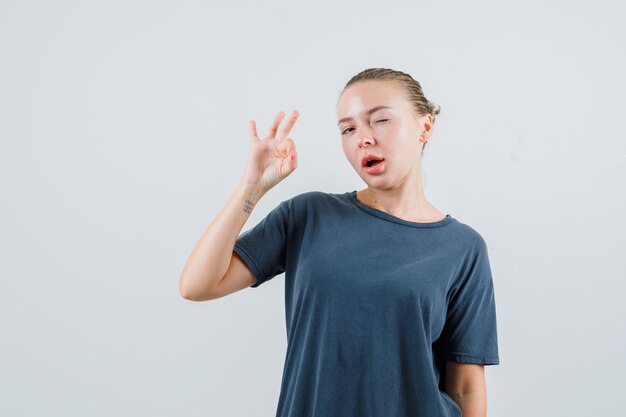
top-left (243, 110), bottom-right (299, 193)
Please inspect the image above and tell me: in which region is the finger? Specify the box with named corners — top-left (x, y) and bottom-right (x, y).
top-left (286, 149), bottom-right (298, 175)
top-left (282, 138), bottom-right (296, 154)
top-left (266, 111), bottom-right (286, 139)
top-left (249, 120), bottom-right (259, 142)
top-left (275, 137), bottom-right (295, 157)
top-left (287, 146), bottom-right (297, 162)
top-left (276, 110), bottom-right (300, 142)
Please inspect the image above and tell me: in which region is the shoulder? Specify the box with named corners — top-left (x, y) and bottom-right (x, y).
top-left (446, 217), bottom-right (490, 256)
top-left (446, 220), bottom-right (495, 289)
top-left (288, 190), bottom-right (344, 203)
top-left (276, 191), bottom-right (350, 228)
top-left (282, 190), bottom-right (347, 211)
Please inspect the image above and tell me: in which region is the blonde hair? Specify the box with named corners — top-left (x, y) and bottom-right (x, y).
top-left (339, 67), bottom-right (441, 155)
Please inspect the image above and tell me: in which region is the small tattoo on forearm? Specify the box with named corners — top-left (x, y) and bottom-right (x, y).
top-left (243, 199), bottom-right (255, 213)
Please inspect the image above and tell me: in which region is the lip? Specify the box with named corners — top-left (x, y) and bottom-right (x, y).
top-left (363, 158), bottom-right (385, 175)
top-left (361, 154), bottom-right (385, 167)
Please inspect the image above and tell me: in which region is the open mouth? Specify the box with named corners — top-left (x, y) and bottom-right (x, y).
top-left (365, 159), bottom-right (384, 167)
top-left (361, 154), bottom-right (385, 173)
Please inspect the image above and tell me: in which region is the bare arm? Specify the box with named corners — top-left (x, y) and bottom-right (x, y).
top-left (178, 178), bottom-right (266, 301)
top-left (445, 362), bottom-right (488, 417)
top-left (178, 110), bottom-right (299, 301)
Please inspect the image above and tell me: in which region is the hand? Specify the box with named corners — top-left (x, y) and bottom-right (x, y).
top-left (243, 110), bottom-right (299, 193)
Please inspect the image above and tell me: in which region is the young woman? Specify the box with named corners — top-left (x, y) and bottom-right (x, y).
top-left (179, 67), bottom-right (500, 417)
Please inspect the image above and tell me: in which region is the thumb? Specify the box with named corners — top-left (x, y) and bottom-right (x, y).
top-left (284, 149), bottom-right (298, 175)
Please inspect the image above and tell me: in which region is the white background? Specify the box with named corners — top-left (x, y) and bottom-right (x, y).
top-left (1, 0), bottom-right (625, 416)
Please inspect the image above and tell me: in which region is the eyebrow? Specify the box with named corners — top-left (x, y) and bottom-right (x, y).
top-left (337, 105), bottom-right (393, 126)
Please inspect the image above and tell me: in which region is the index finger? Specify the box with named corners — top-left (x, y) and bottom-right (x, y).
top-left (276, 110), bottom-right (300, 142)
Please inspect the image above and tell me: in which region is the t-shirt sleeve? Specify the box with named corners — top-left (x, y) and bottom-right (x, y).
top-left (439, 236), bottom-right (500, 365)
top-left (232, 199), bottom-right (289, 288)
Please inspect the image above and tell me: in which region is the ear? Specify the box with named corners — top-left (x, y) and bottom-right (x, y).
top-left (418, 114), bottom-right (434, 142)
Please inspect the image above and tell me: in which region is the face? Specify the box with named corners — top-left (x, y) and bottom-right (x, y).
top-left (336, 80), bottom-right (433, 189)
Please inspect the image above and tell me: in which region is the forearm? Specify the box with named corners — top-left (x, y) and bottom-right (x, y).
top-left (178, 177), bottom-right (267, 299)
top-left (450, 388), bottom-right (487, 417)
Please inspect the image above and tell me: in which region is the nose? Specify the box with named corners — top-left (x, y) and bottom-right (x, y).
top-left (357, 128), bottom-right (375, 148)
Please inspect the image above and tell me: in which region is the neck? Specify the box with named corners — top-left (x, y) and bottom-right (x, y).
top-left (357, 184), bottom-right (445, 223)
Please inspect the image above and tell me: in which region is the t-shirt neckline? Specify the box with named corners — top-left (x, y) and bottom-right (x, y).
top-left (347, 190), bottom-right (455, 228)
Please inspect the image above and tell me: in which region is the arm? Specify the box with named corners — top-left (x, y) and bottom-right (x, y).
top-left (178, 178), bottom-right (267, 301)
top-left (445, 362), bottom-right (488, 417)
top-left (178, 110), bottom-right (300, 301)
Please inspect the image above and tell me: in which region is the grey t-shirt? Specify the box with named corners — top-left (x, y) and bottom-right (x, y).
top-left (233, 190), bottom-right (500, 417)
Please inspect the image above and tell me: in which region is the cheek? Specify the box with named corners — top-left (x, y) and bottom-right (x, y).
top-left (341, 141), bottom-right (351, 156)
top-left (396, 127), bottom-right (420, 149)
top-left (342, 145), bottom-right (359, 167)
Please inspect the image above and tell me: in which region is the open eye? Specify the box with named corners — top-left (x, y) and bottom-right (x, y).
top-left (341, 127), bottom-right (355, 135)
